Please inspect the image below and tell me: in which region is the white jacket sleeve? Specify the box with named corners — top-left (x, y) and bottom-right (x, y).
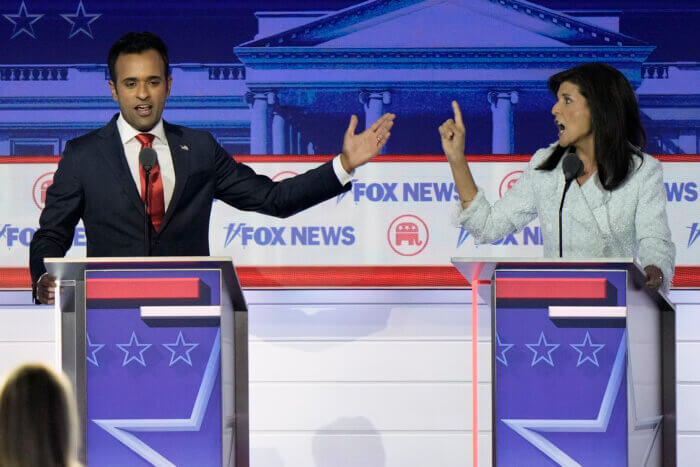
top-left (454, 152), bottom-right (542, 244)
top-left (634, 156), bottom-right (676, 289)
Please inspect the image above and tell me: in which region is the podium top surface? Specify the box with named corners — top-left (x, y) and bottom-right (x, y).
top-left (451, 256), bottom-right (674, 311)
top-left (451, 257), bottom-right (635, 281)
top-left (45, 256), bottom-right (232, 264)
top-left (45, 256), bottom-right (247, 311)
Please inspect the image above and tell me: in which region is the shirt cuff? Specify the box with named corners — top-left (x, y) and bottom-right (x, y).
top-left (333, 154), bottom-right (354, 185)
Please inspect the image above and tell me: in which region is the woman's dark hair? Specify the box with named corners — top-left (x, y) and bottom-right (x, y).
top-left (0, 364), bottom-right (79, 467)
top-left (108, 31), bottom-right (170, 82)
top-left (537, 62), bottom-right (646, 190)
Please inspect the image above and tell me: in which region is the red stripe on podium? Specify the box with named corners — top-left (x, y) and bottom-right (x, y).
top-left (495, 277), bottom-right (608, 299)
top-left (86, 278), bottom-right (201, 300)
top-left (2, 266), bottom-right (700, 289)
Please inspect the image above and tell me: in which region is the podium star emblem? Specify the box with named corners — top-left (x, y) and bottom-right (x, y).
top-left (570, 332), bottom-right (605, 367)
top-left (117, 332), bottom-right (152, 367)
top-left (163, 331), bottom-right (199, 366)
top-left (526, 331), bottom-right (559, 367)
top-left (86, 334), bottom-right (105, 367)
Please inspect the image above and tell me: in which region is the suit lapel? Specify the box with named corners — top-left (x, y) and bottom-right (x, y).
top-left (160, 122), bottom-right (190, 232)
top-left (97, 116), bottom-right (145, 214)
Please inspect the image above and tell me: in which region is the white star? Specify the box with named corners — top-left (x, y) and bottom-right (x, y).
top-left (525, 331), bottom-right (560, 367)
top-left (3, 1), bottom-right (44, 39)
top-left (60, 0), bottom-right (101, 39)
top-left (570, 331), bottom-right (605, 367)
top-left (116, 331), bottom-right (152, 367)
top-left (495, 332), bottom-right (514, 366)
top-left (86, 334), bottom-right (105, 367)
top-left (162, 331), bottom-right (199, 366)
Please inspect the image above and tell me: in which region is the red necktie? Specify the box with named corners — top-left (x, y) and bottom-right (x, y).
top-left (135, 133), bottom-right (165, 231)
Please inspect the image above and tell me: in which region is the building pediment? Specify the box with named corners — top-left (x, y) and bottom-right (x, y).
top-left (239, 0), bottom-right (647, 49)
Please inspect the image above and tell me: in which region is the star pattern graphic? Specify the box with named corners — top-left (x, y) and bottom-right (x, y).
top-left (526, 331), bottom-right (560, 367)
top-left (570, 332), bottom-right (605, 367)
top-left (60, 0), bottom-right (101, 39)
top-left (162, 331), bottom-right (199, 366)
top-left (93, 330), bottom-right (221, 466)
top-left (117, 332), bottom-right (152, 367)
top-left (86, 334), bottom-right (105, 367)
top-left (495, 332), bottom-right (514, 366)
top-left (3, 1), bottom-right (44, 39)
top-left (502, 333), bottom-right (628, 466)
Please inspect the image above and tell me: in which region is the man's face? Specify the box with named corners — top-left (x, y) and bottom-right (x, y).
top-left (108, 49), bottom-right (172, 132)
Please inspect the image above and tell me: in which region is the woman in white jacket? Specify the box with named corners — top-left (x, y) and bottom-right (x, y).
top-left (441, 62), bottom-right (675, 289)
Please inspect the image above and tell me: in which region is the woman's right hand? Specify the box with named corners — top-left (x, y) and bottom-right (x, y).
top-left (440, 101), bottom-right (478, 207)
top-left (439, 101), bottom-right (466, 163)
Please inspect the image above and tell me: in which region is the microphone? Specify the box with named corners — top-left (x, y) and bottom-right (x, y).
top-left (139, 147), bottom-right (157, 172)
top-left (562, 151), bottom-right (583, 182)
top-left (558, 149), bottom-right (583, 257)
top-left (139, 147), bottom-right (158, 256)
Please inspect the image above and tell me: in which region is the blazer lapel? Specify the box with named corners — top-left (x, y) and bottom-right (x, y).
top-left (159, 122), bottom-right (190, 232)
top-left (96, 116), bottom-right (145, 214)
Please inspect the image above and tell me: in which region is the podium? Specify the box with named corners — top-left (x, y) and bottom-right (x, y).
top-left (452, 257), bottom-right (675, 467)
top-left (45, 257), bottom-right (248, 467)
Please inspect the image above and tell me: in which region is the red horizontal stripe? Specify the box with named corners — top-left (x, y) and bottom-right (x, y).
top-left (86, 277), bottom-right (201, 300)
top-left (4, 154), bottom-right (697, 164)
top-left (1, 266), bottom-right (699, 289)
top-left (496, 277), bottom-right (608, 299)
top-left (0, 156), bottom-right (61, 163)
top-left (235, 265), bottom-right (468, 287)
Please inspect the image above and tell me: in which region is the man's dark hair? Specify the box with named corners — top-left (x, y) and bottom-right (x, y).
top-left (537, 62), bottom-right (646, 190)
top-left (108, 31), bottom-right (170, 82)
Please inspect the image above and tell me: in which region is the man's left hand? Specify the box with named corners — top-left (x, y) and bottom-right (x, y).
top-left (340, 113), bottom-right (395, 172)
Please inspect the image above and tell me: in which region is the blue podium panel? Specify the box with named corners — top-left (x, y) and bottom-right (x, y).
top-left (85, 269), bottom-right (223, 466)
top-left (494, 269), bottom-right (628, 467)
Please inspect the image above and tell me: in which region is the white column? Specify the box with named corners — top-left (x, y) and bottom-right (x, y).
top-left (488, 91), bottom-right (518, 154)
top-left (272, 107), bottom-right (287, 155)
top-left (247, 91), bottom-right (274, 155)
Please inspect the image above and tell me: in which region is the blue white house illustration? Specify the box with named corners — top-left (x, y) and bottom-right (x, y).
top-left (0, 0), bottom-right (697, 156)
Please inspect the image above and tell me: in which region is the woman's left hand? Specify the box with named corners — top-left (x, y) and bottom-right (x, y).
top-left (644, 265), bottom-right (664, 290)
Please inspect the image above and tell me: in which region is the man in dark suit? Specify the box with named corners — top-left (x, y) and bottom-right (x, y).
top-left (30, 32), bottom-right (395, 304)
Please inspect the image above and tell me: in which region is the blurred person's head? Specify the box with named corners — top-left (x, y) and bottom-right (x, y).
top-left (0, 364), bottom-right (80, 467)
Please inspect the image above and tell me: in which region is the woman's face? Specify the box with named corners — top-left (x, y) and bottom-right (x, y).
top-left (551, 81), bottom-right (593, 150)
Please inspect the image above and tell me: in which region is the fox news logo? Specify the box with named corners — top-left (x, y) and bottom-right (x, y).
top-left (223, 223), bottom-right (355, 247)
top-left (457, 225), bottom-right (543, 248)
top-left (688, 223), bottom-right (700, 248)
top-left (0, 225), bottom-right (85, 248)
top-left (665, 182), bottom-right (697, 202)
top-left (338, 181), bottom-right (460, 204)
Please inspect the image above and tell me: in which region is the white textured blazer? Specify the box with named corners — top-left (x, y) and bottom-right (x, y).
top-left (456, 143), bottom-right (676, 288)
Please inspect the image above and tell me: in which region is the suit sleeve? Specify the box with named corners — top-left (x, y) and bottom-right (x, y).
top-left (211, 135), bottom-right (350, 218)
top-left (635, 157), bottom-right (676, 289)
top-left (29, 141), bottom-right (84, 283)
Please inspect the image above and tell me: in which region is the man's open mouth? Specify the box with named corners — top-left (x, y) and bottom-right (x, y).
top-left (135, 104), bottom-right (152, 116)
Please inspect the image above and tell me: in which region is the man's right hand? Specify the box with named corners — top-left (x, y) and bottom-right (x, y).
top-left (35, 273), bottom-right (57, 305)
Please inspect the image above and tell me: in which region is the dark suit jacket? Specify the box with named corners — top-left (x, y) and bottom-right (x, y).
top-left (30, 114), bottom-right (350, 283)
